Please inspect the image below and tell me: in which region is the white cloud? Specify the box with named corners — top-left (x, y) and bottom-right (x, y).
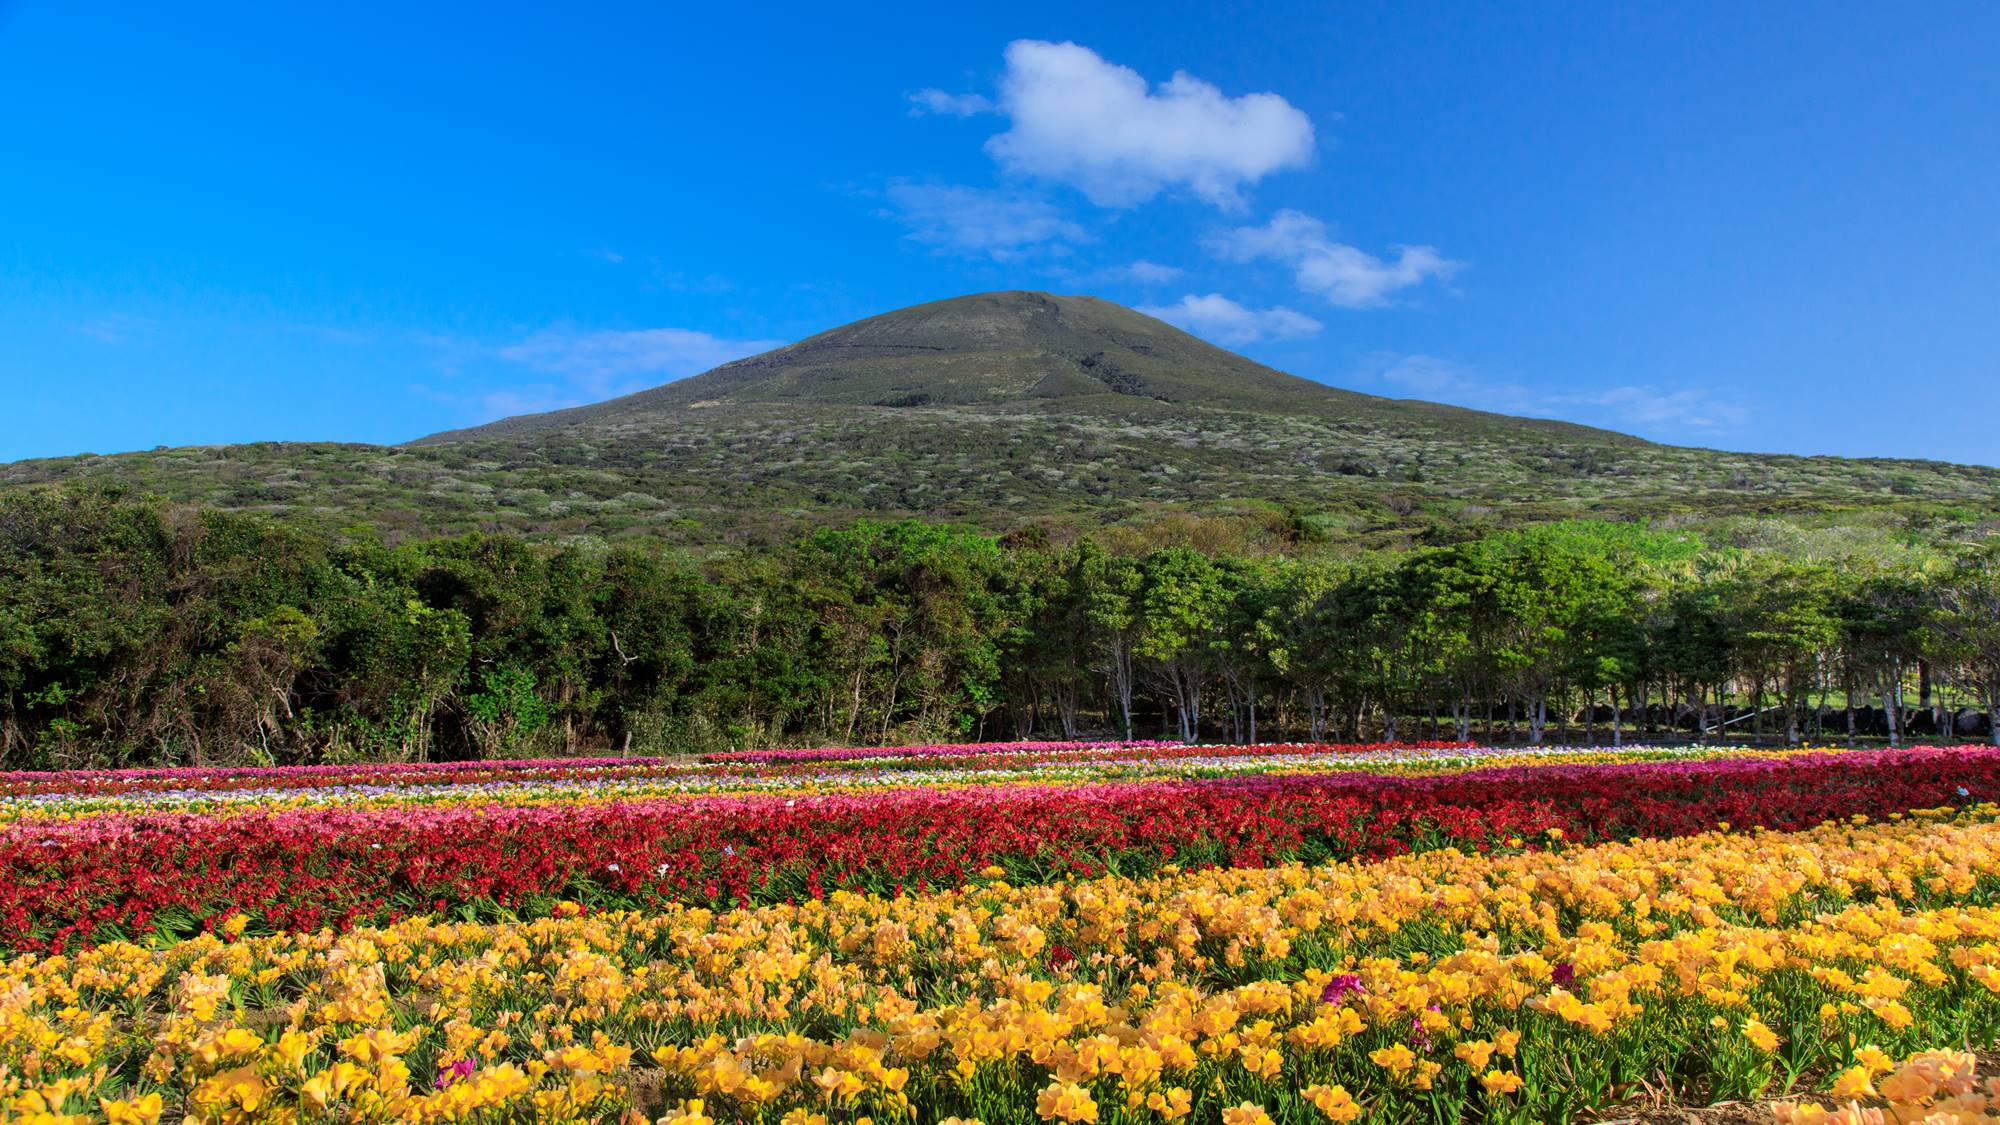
top-left (882, 182), bottom-right (1086, 260)
top-left (582, 248), bottom-right (624, 264)
top-left (908, 88), bottom-right (993, 117)
top-left (498, 326), bottom-right (783, 398)
top-left (1211, 210), bottom-right (1460, 308)
top-left (1369, 354), bottom-right (1490, 400)
top-left (1138, 294), bottom-right (1322, 346)
top-left (1563, 385), bottom-right (1752, 431)
top-left (984, 40), bottom-right (1314, 209)
top-left (1115, 260), bottom-right (1184, 284)
top-left (1368, 353), bottom-right (1749, 432)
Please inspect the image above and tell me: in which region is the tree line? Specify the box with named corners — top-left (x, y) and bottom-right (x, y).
top-left (3, 487), bottom-right (1998, 768)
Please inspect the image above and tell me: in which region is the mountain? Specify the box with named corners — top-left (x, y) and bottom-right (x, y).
top-left (415, 291), bottom-right (1628, 445)
top-left (6, 291), bottom-right (1999, 549)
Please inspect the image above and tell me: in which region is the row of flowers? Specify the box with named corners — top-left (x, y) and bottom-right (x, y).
top-left (0, 739), bottom-right (1718, 801)
top-left (0, 740), bottom-right (1185, 798)
top-left (696, 738), bottom-right (1188, 765)
top-left (1, 748), bottom-right (1990, 952)
top-left (5, 805), bottom-right (1999, 1123)
top-left (694, 740), bottom-right (1471, 766)
top-left (0, 743), bottom-right (1829, 822)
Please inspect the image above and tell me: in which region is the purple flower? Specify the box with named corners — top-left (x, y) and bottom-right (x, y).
top-left (1320, 973), bottom-right (1367, 1005)
top-left (1552, 962), bottom-right (1576, 988)
top-left (435, 1056), bottom-right (477, 1090)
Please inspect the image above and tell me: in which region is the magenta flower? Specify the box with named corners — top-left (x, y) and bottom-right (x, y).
top-left (1320, 973), bottom-right (1367, 1005)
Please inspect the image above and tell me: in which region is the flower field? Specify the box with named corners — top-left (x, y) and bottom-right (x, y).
top-left (4, 741), bottom-right (2000, 1123)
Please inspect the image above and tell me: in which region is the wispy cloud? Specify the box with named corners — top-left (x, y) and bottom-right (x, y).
top-left (881, 181), bottom-right (1087, 260)
top-left (582, 248), bottom-right (625, 264)
top-left (1138, 294), bottom-right (1322, 345)
top-left (1366, 353), bottom-right (1749, 432)
top-left (409, 324), bottom-right (784, 424)
top-left (907, 88), bottom-right (993, 117)
top-left (498, 326), bottom-right (783, 398)
top-left (1209, 210), bottom-right (1460, 308)
top-left (981, 40), bottom-right (1314, 209)
top-left (410, 382), bottom-right (592, 421)
top-left (1110, 260), bottom-right (1184, 284)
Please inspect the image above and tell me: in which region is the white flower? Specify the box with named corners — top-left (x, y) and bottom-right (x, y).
top-left (605, 863), bottom-right (621, 873)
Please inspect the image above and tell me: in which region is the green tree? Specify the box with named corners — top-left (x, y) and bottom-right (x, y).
top-left (1936, 548), bottom-right (2000, 746)
top-left (1136, 548), bottom-right (1227, 741)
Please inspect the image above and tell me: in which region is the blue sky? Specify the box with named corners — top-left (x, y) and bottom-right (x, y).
top-left (2, 1), bottom-right (1996, 465)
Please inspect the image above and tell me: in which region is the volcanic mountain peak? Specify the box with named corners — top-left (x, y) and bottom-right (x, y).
top-left (414, 291), bottom-right (1429, 444)
top-left (10, 290), bottom-right (1999, 549)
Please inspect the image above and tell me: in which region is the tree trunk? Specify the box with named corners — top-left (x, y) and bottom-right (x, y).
top-left (1845, 675), bottom-right (1856, 748)
top-left (1881, 667), bottom-right (1901, 749)
top-left (1108, 640), bottom-right (1135, 741)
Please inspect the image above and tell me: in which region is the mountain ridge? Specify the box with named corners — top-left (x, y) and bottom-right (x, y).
top-left (411, 291), bottom-right (1645, 448)
top-left (5, 290), bottom-right (1997, 550)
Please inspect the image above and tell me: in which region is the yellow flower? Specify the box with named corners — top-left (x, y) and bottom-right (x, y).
top-left (1828, 1065), bottom-right (1875, 1099)
top-left (1743, 1018), bottom-right (1779, 1052)
top-left (1370, 1043), bottom-right (1416, 1077)
top-left (1481, 1070), bottom-right (1524, 1096)
top-left (662, 1098), bottom-right (716, 1125)
top-left (1036, 1081), bottom-right (1099, 1123)
top-left (1238, 1043), bottom-right (1283, 1080)
top-left (98, 1093), bottom-right (164, 1125)
top-left (1454, 1039), bottom-right (1496, 1071)
top-left (1222, 1104), bottom-right (1275, 1125)
top-left (1878, 1066), bottom-right (1938, 1103)
top-left (1145, 1087), bottom-right (1193, 1120)
top-left (1302, 1083), bottom-right (1361, 1122)
top-left (193, 1025), bottom-right (265, 1067)
top-left (191, 1065), bottom-right (267, 1114)
top-left (1854, 1045), bottom-right (1896, 1076)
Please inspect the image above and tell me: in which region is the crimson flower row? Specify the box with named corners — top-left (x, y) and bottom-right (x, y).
top-left (0, 748), bottom-right (1989, 951)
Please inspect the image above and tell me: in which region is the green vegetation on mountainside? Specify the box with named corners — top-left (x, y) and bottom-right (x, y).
top-left (4, 292), bottom-right (1997, 549)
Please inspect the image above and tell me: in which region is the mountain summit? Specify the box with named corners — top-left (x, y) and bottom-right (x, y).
top-left (413, 291), bottom-right (1624, 446)
top-left (8, 291), bottom-right (1998, 547)
top-left (416, 292), bottom-right (1349, 442)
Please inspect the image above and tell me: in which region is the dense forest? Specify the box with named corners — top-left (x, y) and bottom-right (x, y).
top-left (3, 486), bottom-right (1998, 768)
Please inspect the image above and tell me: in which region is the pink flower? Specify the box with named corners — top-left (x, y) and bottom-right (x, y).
top-left (1321, 973), bottom-right (1366, 1005)
top-left (435, 1056), bottom-right (477, 1089)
